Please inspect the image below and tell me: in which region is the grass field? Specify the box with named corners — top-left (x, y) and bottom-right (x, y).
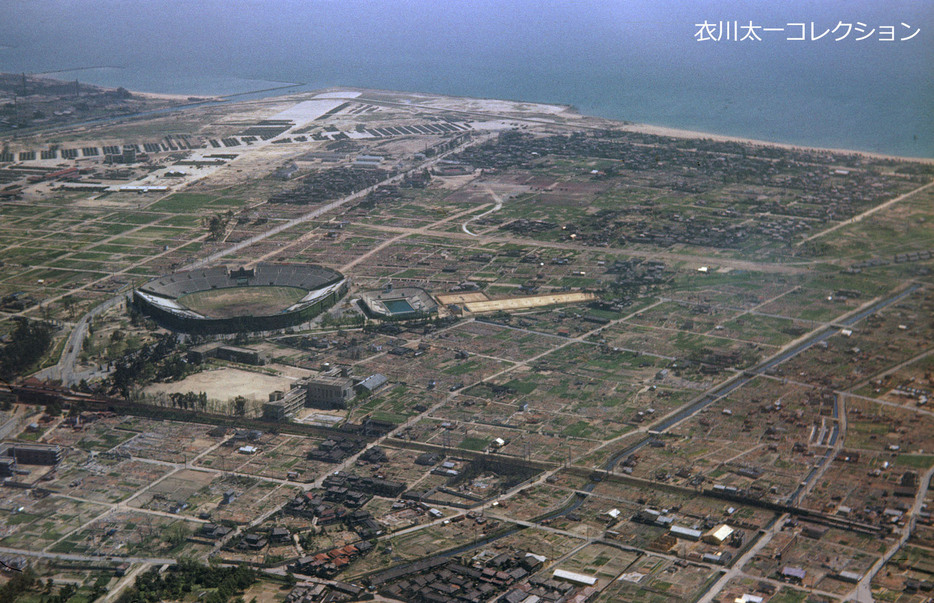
top-left (178, 286), bottom-right (307, 318)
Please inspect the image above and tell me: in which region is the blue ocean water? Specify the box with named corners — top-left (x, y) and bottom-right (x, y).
top-left (0, 0), bottom-right (930, 157)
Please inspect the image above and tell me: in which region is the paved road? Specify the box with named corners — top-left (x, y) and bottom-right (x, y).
top-left (33, 294), bottom-right (126, 385)
top-left (101, 563), bottom-right (150, 603)
top-left (32, 134), bottom-right (490, 387)
top-left (0, 546), bottom-right (175, 566)
top-left (697, 515), bottom-right (788, 603)
top-left (354, 222), bottom-right (811, 275)
top-left (41, 436), bottom-right (231, 555)
top-left (186, 134), bottom-right (490, 272)
top-left (845, 464), bottom-right (934, 602)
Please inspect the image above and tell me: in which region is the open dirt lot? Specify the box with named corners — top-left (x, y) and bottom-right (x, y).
top-left (464, 291), bottom-right (596, 313)
top-left (144, 367), bottom-right (295, 401)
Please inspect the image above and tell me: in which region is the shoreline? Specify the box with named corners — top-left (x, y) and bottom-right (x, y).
top-left (617, 121), bottom-right (934, 165)
top-left (4, 73), bottom-right (932, 164)
top-left (131, 90), bottom-right (218, 102)
top-left (294, 85), bottom-right (934, 164)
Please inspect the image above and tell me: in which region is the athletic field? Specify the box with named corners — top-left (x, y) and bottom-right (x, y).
top-left (178, 286), bottom-right (307, 318)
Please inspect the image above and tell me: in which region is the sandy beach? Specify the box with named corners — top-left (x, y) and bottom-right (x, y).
top-left (302, 86), bottom-right (934, 164)
top-left (131, 89), bottom-right (217, 102)
top-left (618, 122), bottom-right (934, 165)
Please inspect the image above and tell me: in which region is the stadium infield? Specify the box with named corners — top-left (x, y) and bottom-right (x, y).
top-left (178, 285), bottom-right (307, 319)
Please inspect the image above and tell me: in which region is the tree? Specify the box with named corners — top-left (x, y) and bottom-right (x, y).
top-left (68, 399), bottom-right (85, 417)
top-left (116, 560), bottom-right (255, 603)
top-left (233, 396), bottom-right (247, 416)
top-left (111, 360), bottom-right (135, 398)
top-left (56, 583), bottom-right (77, 603)
top-left (61, 295), bottom-right (77, 319)
top-left (207, 214), bottom-right (227, 241)
top-left (0, 318), bottom-right (54, 380)
top-left (164, 522), bottom-right (190, 547)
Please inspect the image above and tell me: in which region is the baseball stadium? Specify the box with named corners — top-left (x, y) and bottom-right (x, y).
top-left (133, 263), bottom-right (347, 334)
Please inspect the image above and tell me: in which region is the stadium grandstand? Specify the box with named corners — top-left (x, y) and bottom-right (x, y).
top-left (133, 263), bottom-right (347, 334)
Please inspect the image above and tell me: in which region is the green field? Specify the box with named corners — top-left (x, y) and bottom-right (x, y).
top-left (178, 286), bottom-right (307, 318)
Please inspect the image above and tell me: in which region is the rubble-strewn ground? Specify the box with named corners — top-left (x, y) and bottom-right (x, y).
top-left (1, 83), bottom-right (933, 603)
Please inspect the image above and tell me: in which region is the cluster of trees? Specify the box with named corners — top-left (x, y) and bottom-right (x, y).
top-left (205, 211), bottom-right (233, 241)
top-left (0, 318), bottom-right (53, 380)
top-left (117, 559), bottom-right (256, 603)
top-left (361, 314), bottom-right (453, 331)
top-left (0, 569), bottom-right (37, 603)
top-left (319, 312), bottom-right (365, 328)
top-left (164, 522), bottom-right (191, 547)
top-left (0, 569), bottom-right (108, 603)
top-left (127, 301), bottom-right (156, 329)
top-left (41, 582), bottom-right (84, 603)
top-left (110, 333), bottom-right (189, 397)
top-left (233, 395), bottom-right (247, 416)
top-left (151, 392), bottom-right (247, 416)
top-left (169, 391), bottom-right (209, 411)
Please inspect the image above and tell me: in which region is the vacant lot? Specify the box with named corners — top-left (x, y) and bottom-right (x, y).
top-left (144, 367), bottom-right (295, 402)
